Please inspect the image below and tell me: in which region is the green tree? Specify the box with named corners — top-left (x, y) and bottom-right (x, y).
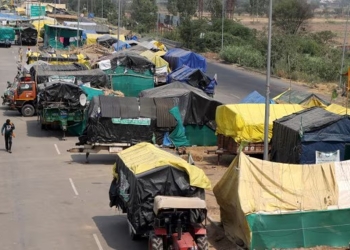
top-left (205, 0), bottom-right (223, 19)
top-left (273, 0), bottom-right (314, 35)
top-left (166, 0), bottom-right (197, 19)
top-left (130, 0), bottom-right (158, 33)
top-left (167, 0), bottom-right (178, 16)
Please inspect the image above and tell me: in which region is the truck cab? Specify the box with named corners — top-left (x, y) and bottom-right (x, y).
top-left (12, 75), bottom-right (37, 117)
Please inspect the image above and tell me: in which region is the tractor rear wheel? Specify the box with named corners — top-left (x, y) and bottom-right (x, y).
top-left (148, 233), bottom-right (163, 250)
top-left (196, 235), bottom-right (209, 250)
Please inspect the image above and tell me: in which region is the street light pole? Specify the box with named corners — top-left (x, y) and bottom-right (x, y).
top-left (221, 0), bottom-right (224, 51)
top-left (117, 0), bottom-right (121, 50)
top-left (263, 0), bottom-right (273, 160)
top-left (77, 0), bottom-right (80, 46)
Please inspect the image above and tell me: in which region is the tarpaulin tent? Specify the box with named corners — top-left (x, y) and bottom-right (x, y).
top-left (112, 40), bottom-right (131, 51)
top-left (34, 68), bottom-right (109, 88)
top-left (96, 34), bottom-right (126, 47)
top-left (78, 95), bottom-right (156, 145)
top-left (27, 52), bottom-right (90, 68)
top-left (239, 90), bottom-right (275, 104)
top-left (97, 52), bottom-right (155, 96)
top-left (163, 48), bottom-right (207, 72)
top-left (167, 65), bottom-right (217, 96)
top-left (140, 82), bottom-right (222, 146)
top-left (326, 103), bottom-right (350, 115)
top-left (214, 152), bottom-right (350, 249)
top-left (109, 142), bottom-right (210, 234)
top-left (29, 63), bottom-right (88, 76)
top-left (44, 24), bottom-right (83, 49)
top-left (216, 104), bottom-right (304, 143)
top-left (273, 89), bottom-right (329, 108)
top-left (32, 19), bottom-right (57, 32)
top-left (270, 107), bottom-right (350, 164)
top-left (140, 50), bottom-right (170, 84)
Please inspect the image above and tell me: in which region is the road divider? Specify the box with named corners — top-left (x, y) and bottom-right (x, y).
top-left (93, 234), bottom-right (104, 250)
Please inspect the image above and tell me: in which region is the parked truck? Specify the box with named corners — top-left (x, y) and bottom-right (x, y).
top-left (0, 26), bottom-right (15, 48)
top-left (109, 143), bottom-right (211, 250)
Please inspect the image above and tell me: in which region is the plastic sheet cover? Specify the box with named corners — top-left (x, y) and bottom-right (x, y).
top-left (37, 81), bottom-right (86, 109)
top-left (163, 48), bottom-right (207, 72)
top-left (109, 143), bottom-right (210, 234)
top-left (140, 81), bottom-right (222, 129)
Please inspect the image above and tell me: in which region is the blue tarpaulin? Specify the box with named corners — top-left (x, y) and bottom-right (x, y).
top-left (163, 48), bottom-right (207, 72)
top-left (0, 13), bottom-right (28, 21)
top-left (240, 91), bottom-right (275, 104)
top-left (167, 65), bottom-right (216, 95)
top-left (112, 41), bottom-right (131, 51)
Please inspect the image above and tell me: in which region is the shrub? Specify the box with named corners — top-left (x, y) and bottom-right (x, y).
top-left (220, 45), bottom-right (265, 68)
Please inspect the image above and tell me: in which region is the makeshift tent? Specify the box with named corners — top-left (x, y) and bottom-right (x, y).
top-left (214, 152), bottom-right (350, 249)
top-left (96, 34), bottom-right (126, 47)
top-left (140, 50), bottom-right (170, 84)
top-left (167, 65), bottom-right (217, 96)
top-left (144, 40), bottom-right (167, 51)
top-left (27, 52), bottom-right (90, 68)
top-left (239, 90), bottom-right (275, 104)
top-left (29, 63), bottom-right (88, 76)
top-left (16, 26), bottom-right (38, 45)
top-left (34, 68), bottom-right (109, 88)
top-left (97, 52), bottom-right (155, 97)
top-left (140, 82), bottom-right (222, 146)
top-left (112, 40), bottom-right (131, 51)
top-left (109, 142), bottom-right (210, 234)
top-left (44, 24), bottom-right (83, 49)
top-left (326, 103), bottom-right (350, 115)
top-left (273, 89), bottom-right (329, 108)
top-left (32, 19), bottom-right (57, 32)
top-left (216, 104), bottom-right (304, 143)
top-left (270, 107), bottom-right (350, 164)
top-left (163, 48), bottom-right (207, 72)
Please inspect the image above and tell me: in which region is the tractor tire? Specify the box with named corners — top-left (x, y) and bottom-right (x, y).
top-left (21, 104), bottom-right (35, 117)
top-left (196, 235), bottom-right (209, 250)
top-left (148, 233), bottom-right (163, 250)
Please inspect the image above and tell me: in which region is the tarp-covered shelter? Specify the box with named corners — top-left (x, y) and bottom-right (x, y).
top-left (44, 24), bottom-right (83, 49)
top-left (326, 103), bottom-right (350, 115)
top-left (140, 82), bottom-right (222, 146)
top-left (239, 90), bottom-right (275, 104)
top-left (34, 68), bottom-right (109, 88)
top-left (29, 63), bottom-right (88, 77)
top-left (273, 89), bottom-right (329, 108)
top-left (163, 48), bottom-right (207, 72)
top-left (216, 104), bottom-right (304, 143)
top-left (167, 65), bottom-right (217, 96)
top-left (109, 142), bottom-right (210, 234)
top-left (32, 18), bottom-right (57, 32)
top-left (78, 96), bottom-right (156, 145)
top-left (214, 152), bottom-right (350, 249)
top-left (112, 41), bottom-right (131, 51)
top-left (16, 26), bottom-right (38, 45)
top-left (140, 50), bottom-right (170, 84)
top-left (271, 107), bottom-right (350, 164)
top-left (97, 52), bottom-right (155, 97)
top-left (96, 34), bottom-right (126, 47)
top-left (27, 52), bottom-right (90, 68)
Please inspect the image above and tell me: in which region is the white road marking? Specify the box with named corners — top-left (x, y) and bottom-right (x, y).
top-left (93, 234), bottom-right (104, 250)
top-left (230, 93), bottom-right (240, 99)
top-left (69, 178), bottom-right (79, 196)
top-left (54, 144), bottom-right (61, 155)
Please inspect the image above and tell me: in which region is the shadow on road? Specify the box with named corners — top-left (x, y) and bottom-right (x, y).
top-left (25, 119), bottom-right (76, 139)
top-left (69, 153), bottom-right (116, 165)
top-left (92, 215), bottom-right (146, 250)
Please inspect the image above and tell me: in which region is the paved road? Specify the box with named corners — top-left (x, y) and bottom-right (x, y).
top-left (206, 60), bottom-right (317, 104)
top-left (0, 46), bottom-right (145, 250)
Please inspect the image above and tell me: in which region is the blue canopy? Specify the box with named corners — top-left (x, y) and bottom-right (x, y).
top-left (0, 13), bottom-right (28, 21)
top-left (240, 91), bottom-right (275, 104)
top-left (167, 65), bottom-right (216, 95)
top-left (112, 40), bottom-right (131, 51)
top-left (163, 48), bottom-right (207, 72)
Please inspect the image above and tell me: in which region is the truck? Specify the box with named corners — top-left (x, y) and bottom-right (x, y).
top-left (108, 143), bottom-right (211, 250)
top-left (0, 26), bottom-right (15, 48)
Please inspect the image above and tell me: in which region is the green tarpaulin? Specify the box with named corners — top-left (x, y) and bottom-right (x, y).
top-left (185, 125), bottom-right (217, 146)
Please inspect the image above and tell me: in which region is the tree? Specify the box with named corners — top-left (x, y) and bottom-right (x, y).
top-left (205, 0), bottom-right (223, 19)
top-left (273, 0), bottom-right (314, 35)
top-left (248, 0), bottom-right (269, 16)
top-left (166, 0), bottom-right (197, 19)
top-left (130, 0), bottom-right (158, 33)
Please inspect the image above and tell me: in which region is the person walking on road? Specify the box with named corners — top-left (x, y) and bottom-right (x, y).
top-left (1, 119), bottom-right (15, 153)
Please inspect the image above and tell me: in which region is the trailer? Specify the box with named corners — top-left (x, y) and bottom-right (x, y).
top-left (67, 142), bottom-right (132, 163)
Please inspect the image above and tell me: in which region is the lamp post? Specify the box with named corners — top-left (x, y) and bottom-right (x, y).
top-left (77, 0), bottom-right (80, 46)
top-left (221, 0), bottom-right (224, 51)
top-left (263, 0), bottom-right (273, 160)
top-left (117, 0), bottom-right (121, 51)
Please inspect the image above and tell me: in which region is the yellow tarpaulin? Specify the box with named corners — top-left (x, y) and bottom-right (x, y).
top-left (32, 19), bottom-right (57, 32)
top-left (215, 104), bottom-right (304, 143)
top-left (86, 33), bottom-right (126, 45)
top-left (16, 7), bottom-right (25, 15)
top-left (213, 152), bottom-right (338, 246)
top-left (27, 52), bottom-right (90, 68)
top-left (326, 103), bottom-right (350, 115)
top-left (140, 50), bottom-right (170, 72)
top-left (116, 142), bottom-right (211, 190)
top-left (273, 88), bottom-right (329, 108)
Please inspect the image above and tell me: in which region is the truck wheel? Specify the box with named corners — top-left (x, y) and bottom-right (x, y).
top-left (196, 236), bottom-right (209, 250)
top-left (149, 233), bottom-right (163, 250)
top-left (21, 104), bottom-right (35, 117)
